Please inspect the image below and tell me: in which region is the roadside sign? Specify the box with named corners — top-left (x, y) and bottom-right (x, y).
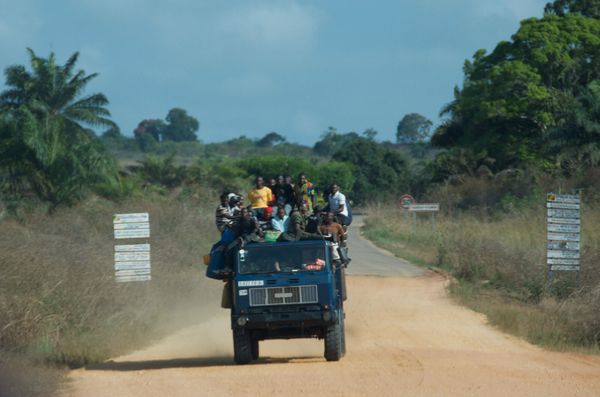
top-left (547, 209), bottom-right (579, 218)
top-left (547, 241), bottom-right (579, 251)
top-left (113, 213), bottom-right (149, 223)
top-left (547, 217), bottom-right (580, 225)
top-left (547, 232), bottom-right (580, 241)
top-left (113, 213), bottom-right (151, 283)
top-left (399, 194), bottom-right (416, 209)
top-left (115, 244), bottom-right (150, 252)
top-left (547, 224), bottom-right (580, 233)
top-left (550, 265), bottom-right (579, 271)
top-left (546, 193), bottom-right (581, 283)
top-left (408, 204), bottom-right (440, 212)
top-left (547, 202), bottom-right (580, 210)
top-left (114, 229), bottom-right (150, 239)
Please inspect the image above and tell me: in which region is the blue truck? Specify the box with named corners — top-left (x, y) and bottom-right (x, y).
top-left (229, 240), bottom-right (347, 364)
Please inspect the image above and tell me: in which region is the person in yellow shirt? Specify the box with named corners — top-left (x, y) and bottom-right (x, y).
top-left (248, 176), bottom-right (273, 220)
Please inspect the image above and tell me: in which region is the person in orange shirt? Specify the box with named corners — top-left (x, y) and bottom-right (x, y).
top-left (248, 176), bottom-right (273, 220)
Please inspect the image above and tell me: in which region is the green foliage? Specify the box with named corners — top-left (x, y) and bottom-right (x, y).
top-left (313, 127), bottom-right (361, 157)
top-left (545, 0), bottom-right (600, 18)
top-left (433, 14), bottom-right (600, 169)
top-left (396, 113), bottom-right (433, 143)
top-left (257, 132), bottom-right (286, 147)
top-left (129, 152), bottom-right (187, 188)
top-left (0, 49), bottom-right (117, 208)
top-left (162, 107), bottom-right (199, 142)
top-left (333, 137), bottom-right (410, 204)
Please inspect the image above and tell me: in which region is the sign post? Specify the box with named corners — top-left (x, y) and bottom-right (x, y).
top-left (408, 204), bottom-right (440, 234)
top-left (399, 194), bottom-right (416, 224)
top-left (546, 194), bottom-right (581, 289)
top-left (113, 213), bottom-right (151, 283)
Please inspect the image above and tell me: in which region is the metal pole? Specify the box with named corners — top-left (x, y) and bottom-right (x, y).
top-left (431, 212), bottom-right (436, 232)
top-left (412, 211), bottom-right (416, 234)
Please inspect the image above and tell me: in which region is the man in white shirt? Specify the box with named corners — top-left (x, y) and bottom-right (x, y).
top-left (328, 184), bottom-right (349, 226)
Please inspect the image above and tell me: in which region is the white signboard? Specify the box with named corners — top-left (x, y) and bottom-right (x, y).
top-left (115, 244), bottom-right (150, 252)
top-left (546, 193), bottom-right (580, 274)
top-left (114, 229), bottom-right (150, 239)
top-left (547, 241), bottom-right (580, 251)
top-left (547, 224), bottom-right (580, 233)
top-left (547, 209), bottom-right (579, 218)
top-left (114, 222), bottom-right (150, 230)
top-left (113, 213), bottom-right (149, 223)
top-left (550, 265), bottom-right (579, 271)
top-left (116, 275), bottom-right (152, 283)
top-left (547, 250), bottom-right (580, 259)
top-left (547, 232), bottom-right (580, 242)
top-left (546, 202), bottom-right (580, 210)
top-left (113, 213), bottom-right (151, 282)
top-left (547, 217), bottom-right (580, 225)
top-left (408, 203), bottom-right (440, 212)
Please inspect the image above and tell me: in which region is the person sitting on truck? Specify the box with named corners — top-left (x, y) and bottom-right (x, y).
top-left (294, 173), bottom-right (316, 213)
top-left (319, 212), bottom-right (346, 243)
top-left (228, 194), bottom-right (242, 218)
top-left (271, 206), bottom-right (289, 232)
top-left (278, 207), bottom-right (322, 241)
top-left (259, 207), bottom-right (274, 232)
top-left (274, 175), bottom-right (295, 215)
top-left (215, 192), bottom-right (234, 233)
top-left (233, 207), bottom-right (263, 243)
top-left (248, 176), bottom-right (273, 220)
top-left (305, 205), bottom-right (323, 233)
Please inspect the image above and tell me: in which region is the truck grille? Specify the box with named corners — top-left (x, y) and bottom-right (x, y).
top-left (249, 285), bottom-right (318, 306)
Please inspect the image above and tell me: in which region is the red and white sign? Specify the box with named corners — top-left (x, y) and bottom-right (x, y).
top-left (399, 194), bottom-right (416, 209)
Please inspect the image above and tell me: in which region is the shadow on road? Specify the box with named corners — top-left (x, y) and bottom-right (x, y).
top-left (86, 355), bottom-right (323, 371)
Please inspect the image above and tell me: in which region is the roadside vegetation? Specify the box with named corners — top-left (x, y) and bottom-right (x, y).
top-left (363, 179), bottom-right (600, 351)
top-left (1, 1), bottom-right (600, 394)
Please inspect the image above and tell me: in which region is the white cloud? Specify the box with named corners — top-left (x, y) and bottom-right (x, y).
top-left (219, 2), bottom-right (319, 51)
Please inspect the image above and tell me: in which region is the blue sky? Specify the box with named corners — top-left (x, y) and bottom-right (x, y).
top-left (0, 0), bottom-right (546, 144)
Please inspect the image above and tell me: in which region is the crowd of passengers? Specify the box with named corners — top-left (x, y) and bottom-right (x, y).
top-left (213, 173), bottom-right (352, 266)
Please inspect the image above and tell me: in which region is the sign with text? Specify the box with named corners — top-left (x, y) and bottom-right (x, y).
top-left (113, 213), bottom-right (150, 239)
top-left (113, 216), bottom-right (151, 283)
top-left (408, 203), bottom-right (440, 212)
top-left (546, 194), bottom-right (580, 272)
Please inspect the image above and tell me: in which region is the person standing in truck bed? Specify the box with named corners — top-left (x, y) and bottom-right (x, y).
top-left (248, 176), bottom-right (273, 221)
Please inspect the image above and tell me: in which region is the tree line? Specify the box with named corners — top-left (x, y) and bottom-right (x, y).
top-left (2, 0), bottom-right (600, 212)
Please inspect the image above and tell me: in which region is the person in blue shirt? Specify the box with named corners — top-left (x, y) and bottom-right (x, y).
top-left (271, 206), bottom-right (289, 232)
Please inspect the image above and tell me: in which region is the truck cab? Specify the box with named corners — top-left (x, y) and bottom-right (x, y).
top-left (230, 240), bottom-right (346, 364)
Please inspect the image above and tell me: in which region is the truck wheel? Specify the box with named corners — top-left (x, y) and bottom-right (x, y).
top-left (251, 338), bottom-right (259, 361)
top-left (324, 312), bottom-right (343, 361)
top-left (233, 329), bottom-right (253, 364)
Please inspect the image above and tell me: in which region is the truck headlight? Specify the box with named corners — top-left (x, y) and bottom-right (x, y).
top-left (237, 317), bottom-right (248, 326)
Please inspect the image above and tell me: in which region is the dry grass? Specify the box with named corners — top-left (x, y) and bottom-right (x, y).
top-left (363, 202), bottom-right (600, 352)
top-left (0, 190), bottom-right (222, 368)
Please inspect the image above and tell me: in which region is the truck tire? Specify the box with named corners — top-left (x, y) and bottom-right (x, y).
top-left (324, 312), bottom-right (343, 361)
top-left (233, 329), bottom-right (253, 364)
top-left (251, 338), bottom-right (259, 361)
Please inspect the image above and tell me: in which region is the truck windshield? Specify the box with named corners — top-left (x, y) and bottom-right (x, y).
top-left (238, 243), bottom-right (327, 275)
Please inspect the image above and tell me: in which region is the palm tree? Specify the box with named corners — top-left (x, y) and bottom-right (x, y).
top-left (0, 49), bottom-right (117, 208)
top-left (1, 48), bottom-right (115, 129)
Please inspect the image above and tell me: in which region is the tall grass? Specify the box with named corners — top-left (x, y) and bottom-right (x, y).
top-left (363, 201), bottom-right (600, 351)
top-left (0, 191), bottom-right (221, 367)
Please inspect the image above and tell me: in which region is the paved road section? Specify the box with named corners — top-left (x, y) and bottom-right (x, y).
top-left (64, 219), bottom-right (600, 397)
top-left (346, 216), bottom-right (424, 277)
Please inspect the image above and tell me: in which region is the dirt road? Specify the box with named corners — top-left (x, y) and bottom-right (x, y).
top-left (64, 220), bottom-right (600, 397)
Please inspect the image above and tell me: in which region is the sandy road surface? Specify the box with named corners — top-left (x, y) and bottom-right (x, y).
top-left (64, 220), bottom-right (600, 397)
